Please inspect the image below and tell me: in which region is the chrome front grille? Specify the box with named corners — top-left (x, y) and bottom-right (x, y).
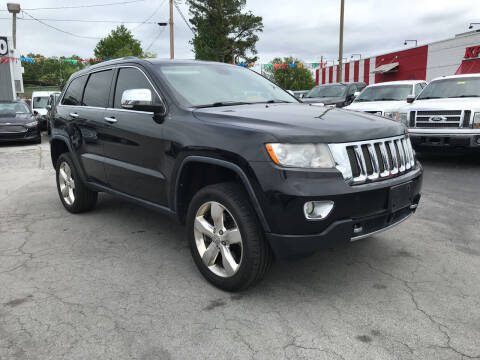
top-left (329, 135), bottom-right (415, 185)
top-left (411, 110), bottom-right (472, 128)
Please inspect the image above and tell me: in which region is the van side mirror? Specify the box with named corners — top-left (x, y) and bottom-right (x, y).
top-left (121, 88), bottom-right (166, 115)
top-left (354, 91), bottom-right (361, 98)
top-left (406, 95), bottom-right (415, 103)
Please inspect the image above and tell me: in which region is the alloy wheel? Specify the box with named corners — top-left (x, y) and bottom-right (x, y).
top-left (58, 161), bottom-right (75, 206)
top-left (194, 201), bottom-right (243, 278)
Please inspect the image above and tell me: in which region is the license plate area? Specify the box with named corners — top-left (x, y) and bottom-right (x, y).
top-left (389, 181), bottom-right (413, 212)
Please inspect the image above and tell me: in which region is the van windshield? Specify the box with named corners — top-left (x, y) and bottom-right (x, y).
top-left (33, 97), bottom-right (49, 109)
top-left (155, 63), bottom-right (297, 107)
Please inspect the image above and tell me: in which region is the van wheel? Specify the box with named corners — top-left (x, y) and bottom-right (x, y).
top-left (186, 182), bottom-right (272, 291)
top-left (56, 153), bottom-right (97, 213)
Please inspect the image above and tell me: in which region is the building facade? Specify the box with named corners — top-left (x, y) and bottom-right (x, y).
top-left (316, 30), bottom-right (480, 86)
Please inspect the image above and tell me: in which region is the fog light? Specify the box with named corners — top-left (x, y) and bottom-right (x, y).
top-left (303, 201), bottom-right (334, 220)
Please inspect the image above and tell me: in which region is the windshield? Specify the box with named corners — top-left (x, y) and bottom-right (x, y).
top-left (305, 85), bottom-right (346, 98)
top-left (33, 96), bottom-right (49, 109)
top-left (417, 77), bottom-right (480, 100)
top-left (155, 63), bottom-right (297, 107)
top-left (0, 102), bottom-right (30, 115)
top-left (354, 85), bottom-right (412, 102)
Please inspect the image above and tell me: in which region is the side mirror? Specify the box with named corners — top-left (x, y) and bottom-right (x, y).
top-left (33, 110), bottom-right (39, 116)
top-left (354, 91), bottom-right (361, 98)
top-left (121, 88), bottom-right (165, 114)
top-left (299, 93), bottom-right (305, 99)
top-left (406, 95), bottom-right (415, 103)
top-left (46, 105), bottom-right (52, 110)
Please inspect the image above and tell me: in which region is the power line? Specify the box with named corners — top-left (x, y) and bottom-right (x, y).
top-left (173, 1), bottom-right (194, 34)
top-left (130, 0), bottom-right (168, 31)
top-left (0, 17), bottom-right (159, 24)
top-left (22, 10), bottom-right (102, 40)
top-left (146, 26), bottom-right (167, 51)
top-left (0, 0), bottom-right (145, 11)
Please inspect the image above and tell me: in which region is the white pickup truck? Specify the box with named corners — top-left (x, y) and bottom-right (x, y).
top-left (397, 74), bottom-right (480, 149)
top-left (345, 80), bottom-right (427, 118)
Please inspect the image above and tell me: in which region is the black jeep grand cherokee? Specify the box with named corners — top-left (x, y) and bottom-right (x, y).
top-left (50, 58), bottom-right (422, 291)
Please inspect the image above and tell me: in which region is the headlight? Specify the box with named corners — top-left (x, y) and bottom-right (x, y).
top-left (25, 120), bottom-right (38, 128)
top-left (265, 143), bottom-right (335, 168)
top-left (384, 111), bottom-right (395, 119)
top-left (397, 112), bottom-right (408, 126)
top-left (473, 113), bottom-right (480, 129)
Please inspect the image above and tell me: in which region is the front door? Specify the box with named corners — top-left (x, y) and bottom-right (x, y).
top-left (102, 66), bottom-right (168, 205)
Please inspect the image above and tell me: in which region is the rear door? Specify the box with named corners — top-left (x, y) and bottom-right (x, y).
top-left (101, 66), bottom-right (168, 205)
top-left (55, 69), bottom-right (114, 184)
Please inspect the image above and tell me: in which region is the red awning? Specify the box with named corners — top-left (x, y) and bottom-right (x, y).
top-left (455, 59), bottom-right (480, 75)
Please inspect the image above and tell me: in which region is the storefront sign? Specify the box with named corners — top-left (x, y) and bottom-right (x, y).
top-left (464, 45), bottom-right (480, 59)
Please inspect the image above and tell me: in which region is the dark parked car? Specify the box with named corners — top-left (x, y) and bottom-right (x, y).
top-left (302, 82), bottom-right (366, 107)
top-left (50, 58), bottom-right (422, 291)
top-left (46, 92), bottom-right (61, 135)
top-left (0, 100), bottom-right (41, 143)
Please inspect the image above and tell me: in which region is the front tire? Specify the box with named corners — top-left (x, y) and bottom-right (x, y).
top-left (56, 153), bottom-right (97, 213)
top-left (186, 182), bottom-right (272, 291)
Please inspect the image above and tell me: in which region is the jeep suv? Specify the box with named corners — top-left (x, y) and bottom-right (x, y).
top-left (397, 74), bottom-right (480, 148)
top-left (50, 58), bottom-right (423, 291)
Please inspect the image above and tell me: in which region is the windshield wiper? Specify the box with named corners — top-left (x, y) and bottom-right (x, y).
top-left (417, 96), bottom-right (441, 100)
top-left (373, 98), bottom-right (398, 101)
top-left (447, 95), bottom-right (480, 98)
top-left (193, 101), bottom-right (252, 108)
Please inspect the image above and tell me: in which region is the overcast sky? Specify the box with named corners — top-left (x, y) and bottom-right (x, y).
top-left (0, 0), bottom-right (478, 64)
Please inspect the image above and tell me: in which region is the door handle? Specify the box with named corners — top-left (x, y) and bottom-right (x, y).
top-left (104, 116), bottom-right (117, 124)
top-left (69, 112), bottom-right (79, 118)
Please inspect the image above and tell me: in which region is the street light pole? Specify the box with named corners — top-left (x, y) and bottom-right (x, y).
top-left (169, 0), bottom-right (174, 59)
top-left (7, 3), bottom-right (20, 49)
top-left (338, 0), bottom-right (344, 83)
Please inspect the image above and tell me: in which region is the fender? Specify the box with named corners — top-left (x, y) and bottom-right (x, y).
top-left (174, 156), bottom-right (271, 232)
top-left (49, 134), bottom-right (89, 184)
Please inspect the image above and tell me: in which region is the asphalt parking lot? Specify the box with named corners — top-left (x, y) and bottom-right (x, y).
top-left (1, 136), bottom-right (479, 360)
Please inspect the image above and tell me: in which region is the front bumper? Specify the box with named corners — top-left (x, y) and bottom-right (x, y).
top-left (0, 127), bottom-right (41, 142)
top-left (409, 129), bottom-right (480, 148)
top-left (250, 162), bottom-right (423, 259)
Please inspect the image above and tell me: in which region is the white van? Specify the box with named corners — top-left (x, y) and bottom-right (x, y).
top-left (31, 91), bottom-right (60, 129)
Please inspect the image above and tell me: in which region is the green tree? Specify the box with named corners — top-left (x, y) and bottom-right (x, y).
top-left (22, 53), bottom-right (85, 86)
top-left (94, 25), bottom-right (145, 59)
top-left (187, 0), bottom-right (263, 63)
top-left (263, 57), bottom-right (316, 91)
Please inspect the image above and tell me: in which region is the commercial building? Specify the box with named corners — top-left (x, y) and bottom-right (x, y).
top-left (316, 30), bottom-right (480, 86)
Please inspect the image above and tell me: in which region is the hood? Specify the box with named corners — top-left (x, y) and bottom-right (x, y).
top-left (345, 100), bottom-right (406, 113)
top-left (405, 97), bottom-right (480, 111)
top-left (192, 103), bottom-right (404, 143)
top-left (0, 113), bottom-right (35, 124)
top-left (301, 96), bottom-right (345, 105)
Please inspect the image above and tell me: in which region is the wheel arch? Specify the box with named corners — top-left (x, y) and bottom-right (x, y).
top-left (174, 156), bottom-right (270, 233)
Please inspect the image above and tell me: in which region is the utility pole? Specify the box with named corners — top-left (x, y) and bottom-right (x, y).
top-left (7, 3), bottom-right (20, 49)
top-left (169, 0), bottom-right (174, 59)
top-left (337, 0), bottom-right (344, 83)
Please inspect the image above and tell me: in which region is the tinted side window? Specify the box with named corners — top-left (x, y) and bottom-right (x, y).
top-left (83, 70), bottom-right (114, 107)
top-left (114, 67), bottom-right (159, 109)
top-left (62, 76), bottom-right (87, 106)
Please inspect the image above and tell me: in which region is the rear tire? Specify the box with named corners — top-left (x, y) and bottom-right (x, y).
top-left (186, 182), bottom-right (272, 291)
top-left (56, 153), bottom-right (97, 213)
